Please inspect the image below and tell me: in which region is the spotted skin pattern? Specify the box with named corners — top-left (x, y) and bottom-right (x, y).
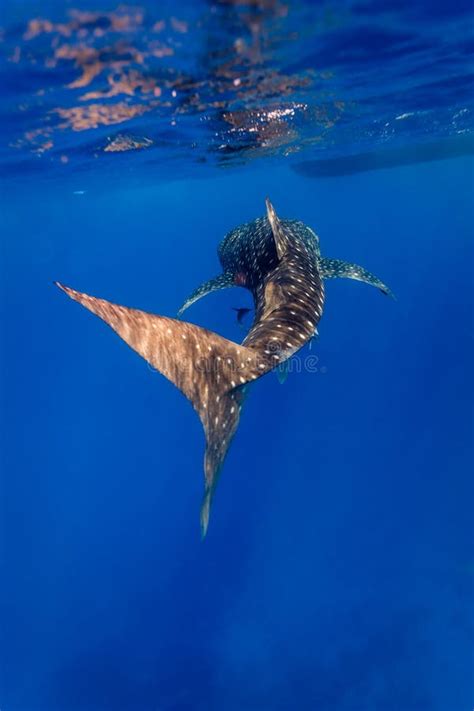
top-left (178, 219), bottom-right (392, 317)
top-left (177, 271), bottom-right (235, 316)
top-left (319, 258), bottom-right (393, 296)
top-left (56, 199), bottom-right (325, 537)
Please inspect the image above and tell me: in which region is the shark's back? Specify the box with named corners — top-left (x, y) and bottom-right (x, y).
top-left (218, 216), bottom-right (320, 292)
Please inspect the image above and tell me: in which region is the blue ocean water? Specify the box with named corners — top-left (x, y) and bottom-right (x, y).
top-left (1, 2), bottom-right (473, 710)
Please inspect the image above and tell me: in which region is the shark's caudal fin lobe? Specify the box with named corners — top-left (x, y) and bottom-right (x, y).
top-left (56, 281), bottom-right (266, 534)
top-left (265, 197), bottom-right (289, 259)
top-left (199, 383), bottom-right (247, 538)
top-left (200, 381), bottom-right (248, 538)
top-left (200, 491), bottom-right (211, 539)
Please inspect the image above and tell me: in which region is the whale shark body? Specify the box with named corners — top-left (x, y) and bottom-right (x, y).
top-left (56, 199), bottom-right (391, 536)
top-left (178, 211), bottom-right (392, 318)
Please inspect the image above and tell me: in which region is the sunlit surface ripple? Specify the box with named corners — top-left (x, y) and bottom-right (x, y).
top-left (1, 0), bottom-right (473, 186)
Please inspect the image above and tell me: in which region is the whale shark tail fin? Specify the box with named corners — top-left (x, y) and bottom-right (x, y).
top-left (199, 383), bottom-right (247, 537)
top-left (55, 282), bottom-right (264, 537)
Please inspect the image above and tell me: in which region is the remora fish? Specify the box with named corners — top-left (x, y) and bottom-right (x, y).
top-left (56, 199), bottom-right (390, 537)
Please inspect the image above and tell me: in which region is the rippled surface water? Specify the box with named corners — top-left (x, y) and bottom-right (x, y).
top-left (1, 0), bottom-right (473, 186)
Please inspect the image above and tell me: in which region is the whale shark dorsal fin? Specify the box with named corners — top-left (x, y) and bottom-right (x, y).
top-left (55, 282), bottom-right (268, 537)
top-left (265, 197), bottom-right (289, 260)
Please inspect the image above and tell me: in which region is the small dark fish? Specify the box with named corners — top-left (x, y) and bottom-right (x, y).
top-left (232, 306), bottom-right (252, 325)
top-left (56, 199), bottom-right (392, 537)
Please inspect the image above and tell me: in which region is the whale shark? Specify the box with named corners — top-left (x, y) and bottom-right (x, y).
top-left (56, 199), bottom-right (391, 537)
top-left (177, 215), bottom-right (392, 318)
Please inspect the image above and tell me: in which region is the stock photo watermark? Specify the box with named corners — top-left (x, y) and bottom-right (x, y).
top-left (146, 351), bottom-right (327, 376)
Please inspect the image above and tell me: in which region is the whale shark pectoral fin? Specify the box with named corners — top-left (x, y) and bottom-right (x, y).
top-left (55, 282), bottom-right (263, 537)
top-left (177, 272), bottom-right (235, 317)
top-left (266, 197), bottom-right (289, 260)
top-left (319, 257), bottom-right (394, 298)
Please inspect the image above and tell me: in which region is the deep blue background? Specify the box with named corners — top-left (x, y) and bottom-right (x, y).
top-left (1, 154), bottom-right (473, 710)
